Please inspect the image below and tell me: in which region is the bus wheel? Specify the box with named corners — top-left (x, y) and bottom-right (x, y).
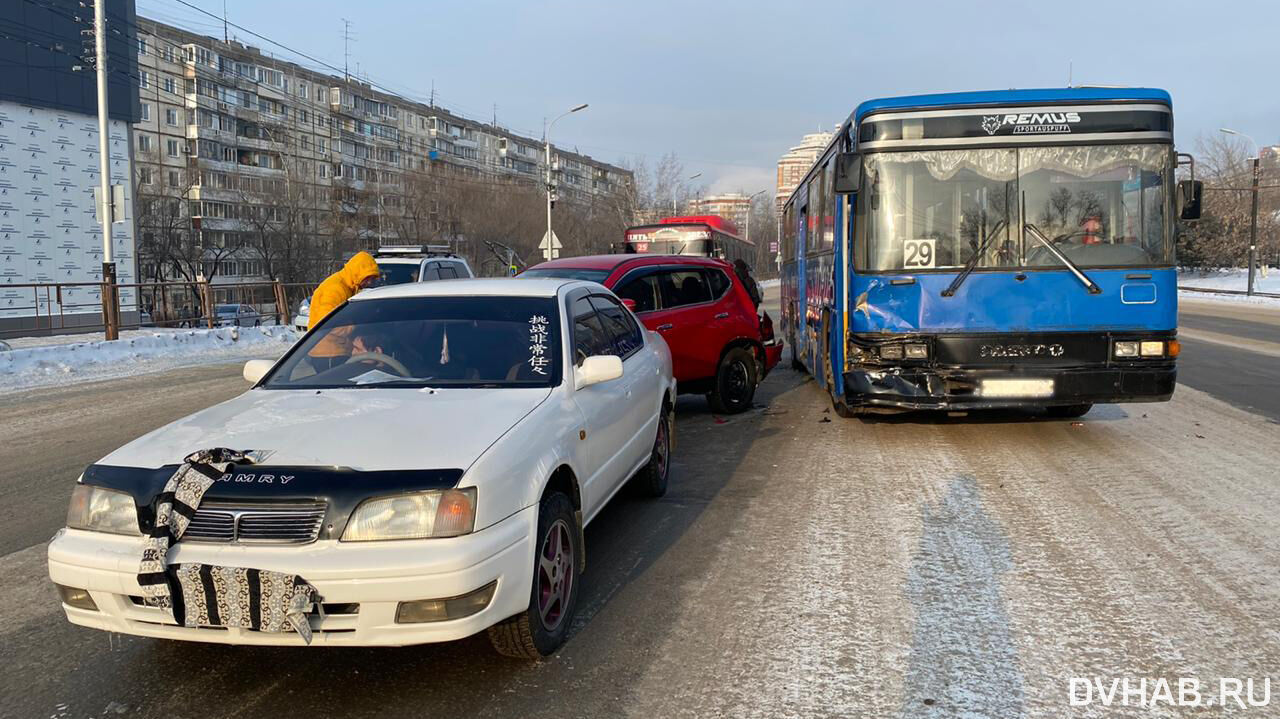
top-left (709, 347), bottom-right (758, 414)
top-left (1046, 403), bottom-right (1092, 419)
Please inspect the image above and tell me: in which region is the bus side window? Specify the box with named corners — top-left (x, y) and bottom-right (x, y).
top-left (782, 206), bottom-right (795, 260)
top-left (822, 160), bottom-right (835, 250)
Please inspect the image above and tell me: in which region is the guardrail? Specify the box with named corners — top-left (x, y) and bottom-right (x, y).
top-left (1178, 285), bottom-right (1280, 299)
top-left (0, 279), bottom-right (319, 340)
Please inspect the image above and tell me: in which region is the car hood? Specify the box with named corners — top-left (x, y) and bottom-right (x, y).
top-left (97, 386), bottom-right (552, 471)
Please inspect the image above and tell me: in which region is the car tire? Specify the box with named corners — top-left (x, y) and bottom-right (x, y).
top-left (708, 347), bottom-right (758, 414)
top-left (488, 491), bottom-right (581, 660)
top-left (1046, 403), bottom-right (1092, 419)
top-left (633, 406), bottom-right (672, 497)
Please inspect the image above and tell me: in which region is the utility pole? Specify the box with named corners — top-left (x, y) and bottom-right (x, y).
top-left (1248, 156), bottom-right (1260, 296)
top-left (342, 19), bottom-right (353, 81)
top-left (93, 0), bottom-right (118, 339)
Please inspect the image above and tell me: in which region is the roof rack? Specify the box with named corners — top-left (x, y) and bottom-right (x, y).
top-left (374, 244), bottom-right (456, 258)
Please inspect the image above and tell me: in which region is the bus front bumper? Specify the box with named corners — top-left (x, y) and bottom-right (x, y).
top-left (841, 364), bottom-right (1176, 411)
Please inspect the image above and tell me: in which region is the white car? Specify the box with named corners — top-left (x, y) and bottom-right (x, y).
top-left (48, 278), bottom-right (676, 657)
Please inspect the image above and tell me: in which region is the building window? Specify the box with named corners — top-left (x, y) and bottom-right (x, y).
top-left (167, 170), bottom-right (179, 188)
top-left (138, 134), bottom-right (152, 153)
top-left (163, 77), bottom-right (176, 95)
top-left (165, 108), bottom-right (178, 126)
top-left (140, 103), bottom-right (151, 122)
top-left (138, 37), bottom-right (147, 55)
top-left (138, 166), bottom-right (152, 185)
top-left (139, 71), bottom-right (150, 89)
top-left (166, 139), bottom-right (180, 157)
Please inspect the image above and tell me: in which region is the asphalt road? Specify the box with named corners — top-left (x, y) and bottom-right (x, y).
top-left (1, 294), bottom-right (1278, 718)
top-left (1177, 299), bottom-right (1280, 422)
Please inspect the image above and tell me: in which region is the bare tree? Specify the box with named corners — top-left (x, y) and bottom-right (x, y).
top-left (1180, 133), bottom-right (1279, 271)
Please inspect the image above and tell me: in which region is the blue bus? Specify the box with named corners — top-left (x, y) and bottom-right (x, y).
top-left (780, 87), bottom-right (1203, 417)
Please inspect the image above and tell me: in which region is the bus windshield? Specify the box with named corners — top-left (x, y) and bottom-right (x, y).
top-left (862, 144), bottom-right (1171, 271)
top-left (624, 226), bottom-right (711, 255)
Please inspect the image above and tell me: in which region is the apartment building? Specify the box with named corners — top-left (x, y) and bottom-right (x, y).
top-left (132, 18), bottom-right (632, 286)
top-left (775, 131), bottom-right (833, 214)
top-left (690, 192), bottom-right (753, 231)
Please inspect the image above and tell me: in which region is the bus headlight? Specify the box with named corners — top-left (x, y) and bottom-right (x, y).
top-left (1113, 341), bottom-right (1139, 358)
top-left (879, 345), bottom-right (903, 360)
top-left (1140, 341), bottom-right (1164, 357)
top-left (904, 343), bottom-right (929, 359)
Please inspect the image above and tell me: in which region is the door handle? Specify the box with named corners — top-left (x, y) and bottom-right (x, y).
top-left (714, 312), bottom-right (730, 319)
top-left (656, 323), bottom-right (674, 331)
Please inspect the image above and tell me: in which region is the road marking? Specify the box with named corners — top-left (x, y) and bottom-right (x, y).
top-left (0, 541), bottom-right (61, 633)
top-left (1178, 328), bottom-right (1280, 358)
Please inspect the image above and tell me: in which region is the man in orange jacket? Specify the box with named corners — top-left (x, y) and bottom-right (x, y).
top-left (305, 252), bottom-right (381, 367)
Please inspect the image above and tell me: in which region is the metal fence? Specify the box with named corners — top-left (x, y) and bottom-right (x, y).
top-left (1178, 285), bottom-right (1280, 299)
top-left (0, 279), bottom-right (319, 340)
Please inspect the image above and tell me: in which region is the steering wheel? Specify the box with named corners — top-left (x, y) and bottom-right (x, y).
top-left (345, 352), bottom-right (412, 377)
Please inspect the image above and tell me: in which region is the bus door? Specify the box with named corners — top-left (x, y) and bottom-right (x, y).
top-left (795, 202), bottom-right (808, 365)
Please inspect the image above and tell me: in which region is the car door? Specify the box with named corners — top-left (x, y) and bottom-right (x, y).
top-left (590, 294), bottom-right (658, 470)
top-left (645, 268), bottom-right (719, 382)
top-left (567, 293), bottom-right (634, 514)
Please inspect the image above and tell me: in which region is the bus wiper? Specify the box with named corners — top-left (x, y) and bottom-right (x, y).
top-left (1023, 223), bottom-right (1102, 294)
top-left (941, 218), bottom-right (1006, 297)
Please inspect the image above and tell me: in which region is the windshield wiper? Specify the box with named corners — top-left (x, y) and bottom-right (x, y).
top-left (941, 218), bottom-right (1007, 297)
top-left (1023, 223), bottom-right (1102, 294)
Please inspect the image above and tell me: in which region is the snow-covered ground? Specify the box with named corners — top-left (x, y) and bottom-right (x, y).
top-left (0, 325), bottom-right (299, 395)
top-left (759, 278), bottom-right (780, 289)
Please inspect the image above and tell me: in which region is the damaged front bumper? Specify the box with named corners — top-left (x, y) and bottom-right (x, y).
top-left (842, 364), bottom-right (1176, 411)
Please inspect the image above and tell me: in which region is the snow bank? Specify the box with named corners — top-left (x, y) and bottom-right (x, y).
top-left (759, 278), bottom-right (780, 289)
top-left (0, 326), bottom-right (300, 395)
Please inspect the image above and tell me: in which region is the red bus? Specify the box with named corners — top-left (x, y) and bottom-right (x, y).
top-left (622, 215), bottom-right (755, 267)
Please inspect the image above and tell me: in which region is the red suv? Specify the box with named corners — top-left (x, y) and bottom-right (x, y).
top-left (522, 255), bottom-right (782, 413)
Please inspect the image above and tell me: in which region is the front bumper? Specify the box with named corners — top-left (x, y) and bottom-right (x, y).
top-left (47, 506), bottom-right (536, 646)
top-left (842, 364), bottom-right (1176, 411)
top-left (762, 339), bottom-right (783, 377)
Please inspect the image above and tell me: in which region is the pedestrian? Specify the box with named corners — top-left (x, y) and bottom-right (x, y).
top-left (305, 252), bottom-right (381, 371)
top-left (733, 259), bottom-right (762, 309)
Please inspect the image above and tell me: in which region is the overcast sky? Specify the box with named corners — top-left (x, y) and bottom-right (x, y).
top-left (143, 0), bottom-right (1280, 194)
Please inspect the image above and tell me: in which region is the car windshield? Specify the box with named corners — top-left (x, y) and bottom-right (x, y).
top-left (862, 144), bottom-right (1171, 271)
top-left (520, 268), bottom-right (611, 282)
top-left (376, 262), bottom-right (421, 286)
top-left (216, 304), bottom-right (238, 314)
top-left (263, 296), bottom-right (561, 389)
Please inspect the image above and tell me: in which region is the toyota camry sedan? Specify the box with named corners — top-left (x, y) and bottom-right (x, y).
top-left (48, 278), bottom-right (676, 658)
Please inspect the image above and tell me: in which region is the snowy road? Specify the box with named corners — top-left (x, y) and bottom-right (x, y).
top-left (1, 297), bottom-right (1278, 717)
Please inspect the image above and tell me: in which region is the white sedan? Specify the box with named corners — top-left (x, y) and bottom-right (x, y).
top-left (48, 278), bottom-right (676, 657)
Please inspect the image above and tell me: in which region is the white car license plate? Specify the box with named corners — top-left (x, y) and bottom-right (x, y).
top-left (980, 378), bottom-right (1054, 398)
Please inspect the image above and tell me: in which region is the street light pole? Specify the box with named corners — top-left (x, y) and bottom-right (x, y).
top-left (678, 172), bottom-right (702, 216)
top-left (545, 103), bottom-right (588, 260)
top-left (1220, 128), bottom-right (1260, 295)
top-left (744, 189), bottom-right (767, 245)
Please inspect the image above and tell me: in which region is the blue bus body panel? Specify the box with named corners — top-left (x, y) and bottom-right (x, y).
top-left (851, 87), bottom-right (1173, 125)
top-left (849, 268), bottom-right (1176, 334)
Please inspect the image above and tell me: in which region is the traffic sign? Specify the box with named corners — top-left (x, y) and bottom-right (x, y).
top-left (540, 230), bottom-right (562, 260)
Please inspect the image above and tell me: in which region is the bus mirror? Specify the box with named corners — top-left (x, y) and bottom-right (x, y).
top-left (833, 153), bottom-right (861, 194)
top-left (1178, 180), bottom-right (1203, 221)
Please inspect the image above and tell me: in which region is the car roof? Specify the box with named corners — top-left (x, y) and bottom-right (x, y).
top-left (352, 277), bottom-right (587, 301)
top-left (528, 254), bottom-right (729, 272)
top-left (375, 256), bottom-right (466, 265)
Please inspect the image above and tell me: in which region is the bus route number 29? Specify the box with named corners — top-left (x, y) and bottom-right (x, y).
top-left (903, 239), bottom-right (936, 269)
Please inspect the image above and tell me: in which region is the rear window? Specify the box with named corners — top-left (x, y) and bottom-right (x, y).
top-left (377, 262), bottom-right (421, 285)
top-left (520, 267), bottom-right (610, 283)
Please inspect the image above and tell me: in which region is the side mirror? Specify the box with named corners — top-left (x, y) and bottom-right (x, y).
top-left (243, 358), bottom-right (274, 384)
top-left (620, 298), bottom-right (638, 313)
top-left (575, 355), bottom-right (623, 389)
top-left (1178, 180), bottom-right (1203, 221)
top-left (833, 152), bottom-right (861, 194)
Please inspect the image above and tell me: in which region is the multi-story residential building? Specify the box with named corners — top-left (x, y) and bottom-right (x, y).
top-left (0, 0), bottom-right (141, 336)
top-left (775, 131), bottom-right (833, 214)
top-left (690, 192), bottom-right (753, 231)
top-left (132, 18), bottom-right (632, 287)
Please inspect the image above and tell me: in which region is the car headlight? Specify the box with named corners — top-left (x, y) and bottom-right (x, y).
top-left (342, 488), bottom-right (476, 542)
top-left (67, 485), bottom-right (141, 536)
